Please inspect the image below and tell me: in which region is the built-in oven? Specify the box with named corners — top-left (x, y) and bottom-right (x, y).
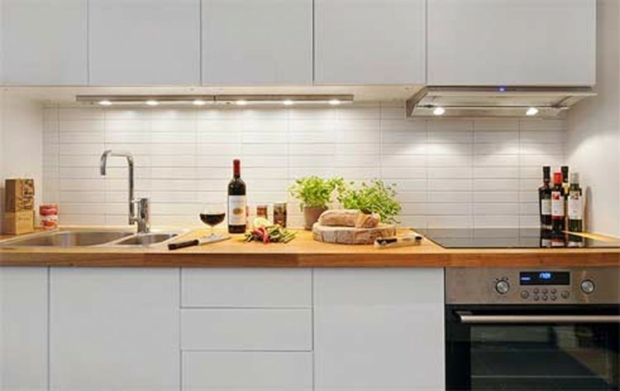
top-left (446, 267), bottom-right (620, 390)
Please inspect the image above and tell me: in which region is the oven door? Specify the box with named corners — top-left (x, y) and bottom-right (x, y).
top-left (446, 305), bottom-right (620, 391)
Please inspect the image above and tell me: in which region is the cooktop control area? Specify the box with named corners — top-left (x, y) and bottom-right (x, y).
top-left (446, 267), bottom-right (620, 305)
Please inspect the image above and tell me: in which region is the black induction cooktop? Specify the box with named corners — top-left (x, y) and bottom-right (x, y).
top-left (417, 228), bottom-right (620, 249)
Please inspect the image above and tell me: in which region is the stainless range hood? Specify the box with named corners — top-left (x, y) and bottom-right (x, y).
top-left (406, 86), bottom-right (596, 118)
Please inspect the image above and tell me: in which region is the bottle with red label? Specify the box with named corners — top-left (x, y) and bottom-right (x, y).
top-left (550, 172), bottom-right (566, 247)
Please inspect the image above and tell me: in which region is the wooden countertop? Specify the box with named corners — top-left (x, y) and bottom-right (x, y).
top-left (0, 227), bottom-right (618, 268)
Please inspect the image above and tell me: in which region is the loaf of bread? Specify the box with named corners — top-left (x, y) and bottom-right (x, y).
top-left (318, 209), bottom-right (380, 228)
top-left (355, 212), bottom-right (381, 228)
top-left (318, 209), bottom-right (360, 227)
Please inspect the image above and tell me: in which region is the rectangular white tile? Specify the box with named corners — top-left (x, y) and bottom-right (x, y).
top-left (429, 179), bottom-right (473, 192)
top-left (473, 203), bottom-right (519, 215)
top-left (473, 167), bottom-right (519, 179)
top-left (474, 191), bottom-right (519, 203)
top-left (474, 179), bottom-right (519, 191)
top-left (474, 155), bottom-right (518, 167)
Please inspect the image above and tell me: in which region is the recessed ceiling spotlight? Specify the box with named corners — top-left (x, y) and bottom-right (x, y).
top-left (526, 107), bottom-right (539, 116)
top-left (282, 100), bottom-right (294, 106)
top-left (98, 100), bottom-right (112, 106)
top-left (145, 100), bottom-right (159, 107)
top-left (433, 107), bottom-right (446, 116)
top-left (235, 100), bottom-right (247, 106)
top-left (192, 99), bottom-right (206, 106)
top-left (328, 99), bottom-right (341, 106)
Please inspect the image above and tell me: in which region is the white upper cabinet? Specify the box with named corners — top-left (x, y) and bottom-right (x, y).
top-left (2, 0), bottom-right (87, 85)
top-left (89, 0), bottom-right (200, 85)
top-left (314, 0), bottom-right (426, 85)
top-left (202, 0), bottom-right (312, 86)
top-left (427, 0), bottom-right (596, 86)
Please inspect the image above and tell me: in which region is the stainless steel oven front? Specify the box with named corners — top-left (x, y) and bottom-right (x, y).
top-left (445, 267), bottom-right (620, 391)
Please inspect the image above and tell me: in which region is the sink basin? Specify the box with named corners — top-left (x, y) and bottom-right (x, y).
top-left (0, 230), bottom-right (134, 247)
top-left (113, 233), bottom-right (179, 246)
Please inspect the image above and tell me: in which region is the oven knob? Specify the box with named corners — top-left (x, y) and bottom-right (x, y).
top-left (533, 288), bottom-right (540, 294)
top-left (581, 280), bottom-right (595, 294)
top-left (542, 295), bottom-right (548, 301)
top-left (520, 291), bottom-right (529, 299)
top-left (495, 280), bottom-right (510, 295)
top-left (561, 291), bottom-right (570, 299)
top-left (551, 288), bottom-right (557, 294)
top-left (551, 295), bottom-right (557, 301)
top-left (542, 288), bottom-right (548, 294)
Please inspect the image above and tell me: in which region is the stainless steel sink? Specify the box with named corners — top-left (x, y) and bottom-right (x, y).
top-left (0, 228), bottom-right (188, 248)
top-left (0, 230), bottom-right (134, 247)
top-left (112, 232), bottom-right (180, 246)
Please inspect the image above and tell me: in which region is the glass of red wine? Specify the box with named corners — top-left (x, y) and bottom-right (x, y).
top-left (200, 204), bottom-right (226, 238)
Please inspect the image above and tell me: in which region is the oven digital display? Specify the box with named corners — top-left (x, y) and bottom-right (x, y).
top-left (519, 271), bottom-right (570, 285)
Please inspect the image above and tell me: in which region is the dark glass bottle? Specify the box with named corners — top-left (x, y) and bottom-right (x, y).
top-left (227, 159), bottom-right (247, 234)
top-left (550, 172), bottom-right (566, 247)
top-left (567, 172), bottom-right (584, 247)
top-left (538, 166), bottom-right (552, 229)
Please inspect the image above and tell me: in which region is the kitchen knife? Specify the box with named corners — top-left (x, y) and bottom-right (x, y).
top-left (168, 235), bottom-right (230, 250)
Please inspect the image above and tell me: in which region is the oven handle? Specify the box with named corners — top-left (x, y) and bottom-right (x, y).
top-left (456, 311), bottom-right (620, 324)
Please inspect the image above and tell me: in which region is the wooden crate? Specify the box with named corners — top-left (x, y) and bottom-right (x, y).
top-left (5, 178), bottom-right (35, 212)
top-left (3, 211), bottom-right (35, 235)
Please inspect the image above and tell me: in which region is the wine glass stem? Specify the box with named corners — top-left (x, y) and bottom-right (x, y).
top-left (211, 225), bottom-right (215, 237)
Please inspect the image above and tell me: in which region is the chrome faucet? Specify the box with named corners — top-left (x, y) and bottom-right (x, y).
top-left (100, 150), bottom-right (150, 233)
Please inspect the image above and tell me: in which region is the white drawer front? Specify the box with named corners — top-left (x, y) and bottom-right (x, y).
top-left (181, 268), bottom-right (311, 308)
top-left (182, 351), bottom-right (312, 391)
top-left (181, 308), bottom-right (312, 351)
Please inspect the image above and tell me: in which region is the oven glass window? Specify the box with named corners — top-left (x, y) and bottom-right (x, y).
top-left (469, 325), bottom-right (619, 390)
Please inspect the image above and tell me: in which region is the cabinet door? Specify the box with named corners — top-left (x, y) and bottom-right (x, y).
top-left (314, 268), bottom-right (445, 391)
top-left (427, 0), bottom-right (596, 86)
top-left (49, 268), bottom-right (179, 391)
top-left (89, 0), bottom-right (200, 85)
top-left (202, 0), bottom-right (312, 85)
top-left (2, 0), bottom-right (87, 85)
top-left (314, 0), bottom-right (426, 85)
top-left (0, 268), bottom-right (48, 391)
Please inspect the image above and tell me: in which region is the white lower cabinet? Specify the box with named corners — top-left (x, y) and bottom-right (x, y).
top-left (182, 351), bottom-right (313, 391)
top-left (314, 268), bottom-right (445, 391)
top-left (49, 268), bottom-right (180, 391)
top-left (0, 268), bottom-right (48, 391)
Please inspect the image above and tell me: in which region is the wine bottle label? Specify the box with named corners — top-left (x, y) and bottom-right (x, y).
top-left (551, 191), bottom-right (564, 217)
top-left (228, 196), bottom-right (247, 226)
top-left (541, 199), bottom-right (551, 215)
top-left (568, 193), bottom-right (583, 220)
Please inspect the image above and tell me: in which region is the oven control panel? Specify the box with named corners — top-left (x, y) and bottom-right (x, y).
top-left (446, 267), bottom-right (619, 305)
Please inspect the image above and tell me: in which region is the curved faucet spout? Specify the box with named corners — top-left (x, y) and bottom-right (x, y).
top-left (99, 150), bottom-right (138, 228)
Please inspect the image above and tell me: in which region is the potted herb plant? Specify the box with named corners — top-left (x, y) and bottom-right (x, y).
top-left (337, 180), bottom-right (402, 224)
top-left (289, 176), bottom-right (344, 230)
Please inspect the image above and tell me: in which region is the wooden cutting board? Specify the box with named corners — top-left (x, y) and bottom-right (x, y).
top-left (312, 223), bottom-right (396, 245)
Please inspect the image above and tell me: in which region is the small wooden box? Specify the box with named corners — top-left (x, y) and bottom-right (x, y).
top-left (3, 211), bottom-right (35, 235)
top-left (5, 178), bottom-right (35, 212)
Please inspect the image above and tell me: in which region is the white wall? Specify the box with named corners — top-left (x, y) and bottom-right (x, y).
top-left (0, 94), bottom-right (44, 231)
top-left (567, 0), bottom-right (620, 237)
top-left (42, 104), bottom-right (567, 229)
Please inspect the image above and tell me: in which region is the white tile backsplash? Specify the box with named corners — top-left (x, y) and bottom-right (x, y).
top-left (42, 103), bottom-right (567, 228)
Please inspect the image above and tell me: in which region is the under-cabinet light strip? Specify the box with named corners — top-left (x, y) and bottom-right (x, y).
top-left (76, 94), bottom-right (354, 106)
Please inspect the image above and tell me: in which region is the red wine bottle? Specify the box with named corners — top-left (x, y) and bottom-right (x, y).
top-left (550, 172), bottom-right (565, 247)
top-left (538, 166), bottom-right (552, 229)
top-left (567, 172), bottom-right (584, 247)
top-left (227, 159), bottom-right (247, 234)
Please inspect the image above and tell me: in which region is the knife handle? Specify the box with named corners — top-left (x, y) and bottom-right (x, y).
top-left (168, 239), bottom-right (199, 251)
